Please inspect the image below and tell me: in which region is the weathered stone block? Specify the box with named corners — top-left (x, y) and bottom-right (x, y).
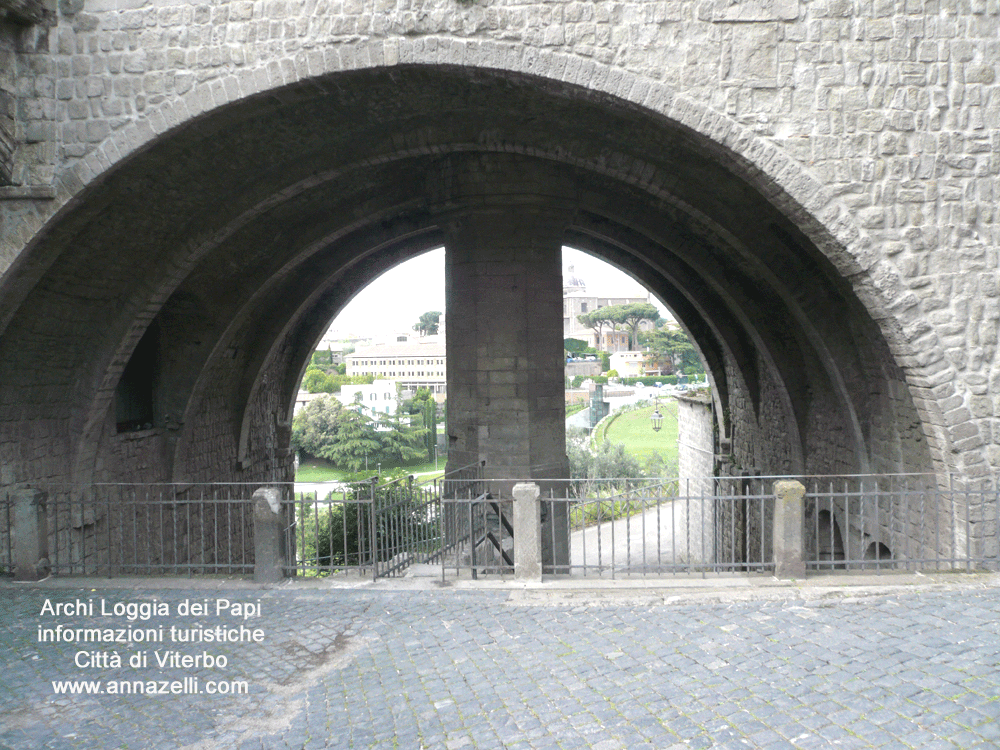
top-left (512, 482), bottom-right (542, 581)
top-left (13, 488), bottom-right (49, 581)
top-left (773, 480), bottom-right (806, 579)
top-left (253, 487), bottom-right (285, 583)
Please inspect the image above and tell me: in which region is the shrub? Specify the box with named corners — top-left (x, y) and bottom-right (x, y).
top-left (307, 479), bottom-right (437, 569)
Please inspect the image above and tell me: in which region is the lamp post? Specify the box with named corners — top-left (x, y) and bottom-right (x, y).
top-left (650, 408), bottom-right (663, 432)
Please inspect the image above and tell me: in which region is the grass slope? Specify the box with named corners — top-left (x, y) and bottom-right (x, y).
top-left (296, 456), bottom-right (444, 483)
top-left (595, 399), bottom-right (679, 467)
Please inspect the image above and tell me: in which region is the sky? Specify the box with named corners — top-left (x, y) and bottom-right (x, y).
top-left (325, 247), bottom-right (670, 338)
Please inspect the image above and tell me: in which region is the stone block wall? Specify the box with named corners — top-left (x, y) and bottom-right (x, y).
top-left (726, 355), bottom-right (797, 476)
top-left (675, 390), bottom-right (716, 564)
top-left (677, 391), bottom-right (714, 482)
top-left (0, 35), bottom-right (15, 184)
top-left (0, 8), bottom-right (55, 191)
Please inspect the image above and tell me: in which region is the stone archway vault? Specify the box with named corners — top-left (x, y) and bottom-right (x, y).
top-left (0, 62), bottom-right (939, 488)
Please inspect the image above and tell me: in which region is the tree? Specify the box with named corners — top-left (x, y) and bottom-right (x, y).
top-left (580, 303), bottom-right (659, 352)
top-left (292, 396), bottom-right (350, 458)
top-left (617, 302), bottom-right (661, 350)
top-left (406, 388), bottom-right (438, 461)
top-left (310, 348), bottom-right (334, 367)
top-left (300, 368), bottom-right (374, 394)
top-left (376, 411), bottom-right (429, 465)
top-left (302, 368), bottom-right (332, 393)
top-left (568, 439), bottom-right (644, 480)
top-left (577, 309), bottom-right (616, 350)
top-left (291, 396), bottom-right (381, 470)
top-left (326, 407), bottom-right (382, 471)
top-left (639, 324), bottom-right (702, 374)
top-left (412, 310), bottom-right (441, 337)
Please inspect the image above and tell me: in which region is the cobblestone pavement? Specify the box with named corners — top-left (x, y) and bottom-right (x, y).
top-left (2, 575), bottom-right (999, 749)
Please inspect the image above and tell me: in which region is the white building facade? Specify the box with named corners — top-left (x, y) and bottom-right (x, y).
top-left (345, 340), bottom-right (447, 394)
top-left (609, 350), bottom-right (646, 378)
top-left (338, 380), bottom-right (399, 429)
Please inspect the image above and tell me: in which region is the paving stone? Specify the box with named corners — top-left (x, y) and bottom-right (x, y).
top-left (2, 583), bottom-right (1000, 749)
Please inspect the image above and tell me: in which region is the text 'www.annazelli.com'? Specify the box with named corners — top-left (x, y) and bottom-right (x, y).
top-left (51, 678), bottom-right (249, 695)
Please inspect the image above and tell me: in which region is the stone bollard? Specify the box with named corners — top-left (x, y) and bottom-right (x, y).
top-left (253, 487), bottom-right (285, 583)
top-left (773, 480), bottom-right (806, 579)
top-left (512, 482), bottom-right (542, 582)
top-left (14, 488), bottom-right (50, 581)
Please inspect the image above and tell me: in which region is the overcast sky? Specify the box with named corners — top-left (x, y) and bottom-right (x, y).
top-left (326, 247), bottom-right (670, 337)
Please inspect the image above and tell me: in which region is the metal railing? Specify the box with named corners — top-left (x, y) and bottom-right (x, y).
top-left (432, 476), bottom-right (771, 578)
top-left (288, 474), bottom-right (443, 579)
top-left (427, 473), bottom-right (1000, 578)
top-left (801, 473), bottom-right (1000, 573)
top-left (285, 461), bottom-right (487, 580)
top-left (0, 483), bottom-right (260, 576)
top-left (3, 471), bottom-right (998, 579)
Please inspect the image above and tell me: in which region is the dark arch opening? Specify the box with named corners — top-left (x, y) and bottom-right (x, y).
top-left (815, 509), bottom-right (846, 569)
top-left (115, 322), bottom-right (159, 434)
top-left (864, 542), bottom-right (893, 567)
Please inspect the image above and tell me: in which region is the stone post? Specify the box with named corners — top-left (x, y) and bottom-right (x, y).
top-left (253, 487), bottom-right (285, 583)
top-left (773, 480), bottom-right (806, 579)
top-left (14, 488), bottom-right (49, 581)
top-left (513, 482), bottom-right (542, 581)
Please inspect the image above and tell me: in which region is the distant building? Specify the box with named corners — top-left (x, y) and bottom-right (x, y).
top-left (338, 379), bottom-right (400, 429)
top-left (609, 350), bottom-right (645, 377)
top-left (562, 264), bottom-right (655, 353)
top-left (309, 341), bottom-right (346, 366)
top-left (293, 390), bottom-right (327, 415)
top-left (345, 340), bottom-right (447, 394)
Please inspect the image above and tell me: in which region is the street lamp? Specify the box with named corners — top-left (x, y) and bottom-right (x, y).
top-left (650, 394), bottom-right (664, 433)
top-left (650, 408), bottom-right (663, 432)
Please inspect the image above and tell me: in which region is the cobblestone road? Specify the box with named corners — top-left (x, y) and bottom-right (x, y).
top-left (2, 576), bottom-right (999, 749)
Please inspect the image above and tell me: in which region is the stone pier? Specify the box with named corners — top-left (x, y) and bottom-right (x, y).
top-left (441, 159), bottom-right (571, 566)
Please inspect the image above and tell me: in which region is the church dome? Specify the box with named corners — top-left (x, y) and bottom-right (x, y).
top-left (564, 264), bottom-right (586, 294)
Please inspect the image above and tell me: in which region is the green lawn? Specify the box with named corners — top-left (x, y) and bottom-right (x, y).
top-left (296, 456), bottom-right (445, 483)
top-left (594, 399), bottom-right (679, 468)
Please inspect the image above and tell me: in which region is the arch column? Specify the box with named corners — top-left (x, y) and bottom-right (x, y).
top-left (444, 203), bottom-right (570, 482)
top-left (439, 163), bottom-right (572, 568)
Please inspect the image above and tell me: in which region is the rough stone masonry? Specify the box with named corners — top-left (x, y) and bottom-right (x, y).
top-left (0, 0), bottom-right (996, 504)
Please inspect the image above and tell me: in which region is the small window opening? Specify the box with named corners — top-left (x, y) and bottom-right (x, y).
top-left (115, 324), bottom-right (158, 433)
top-left (863, 541), bottom-right (892, 567)
top-left (816, 510), bottom-right (845, 569)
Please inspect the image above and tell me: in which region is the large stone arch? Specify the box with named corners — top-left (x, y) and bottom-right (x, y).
top-left (0, 43), bottom-right (958, 484)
